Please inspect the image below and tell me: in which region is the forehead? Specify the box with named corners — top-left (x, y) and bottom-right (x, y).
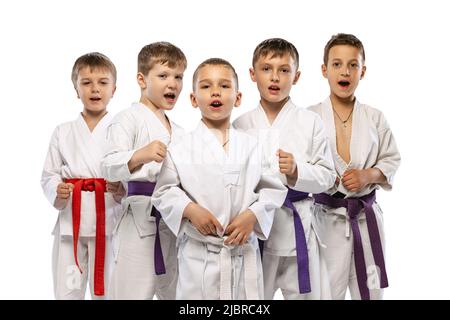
top-left (150, 61), bottom-right (185, 74)
top-left (196, 65), bottom-right (234, 81)
top-left (255, 52), bottom-right (296, 66)
top-left (328, 45), bottom-right (363, 61)
top-left (78, 66), bottom-right (113, 78)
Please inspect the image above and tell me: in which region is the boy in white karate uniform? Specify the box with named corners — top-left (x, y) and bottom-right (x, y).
top-left (152, 58), bottom-right (287, 300)
top-left (308, 33), bottom-right (401, 300)
top-left (233, 38), bottom-right (336, 300)
top-left (101, 42), bottom-right (187, 300)
top-left (41, 52), bottom-right (124, 299)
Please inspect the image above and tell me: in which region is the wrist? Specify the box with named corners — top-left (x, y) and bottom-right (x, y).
top-left (286, 167), bottom-right (298, 186)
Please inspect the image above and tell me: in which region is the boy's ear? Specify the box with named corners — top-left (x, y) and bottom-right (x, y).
top-left (360, 65), bottom-right (367, 79)
top-left (293, 70), bottom-right (301, 85)
top-left (74, 86), bottom-right (80, 99)
top-left (137, 72), bottom-right (146, 89)
top-left (234, 91), bottom-right (242, 108)
top-left (190, 92), bottom-right (198, 108)
top-left (112, 85), bottom-right (117, 97)
top-left (249, 68), bottom-right (257, 82)
top-left (321, 64), bottom-right (328, 78)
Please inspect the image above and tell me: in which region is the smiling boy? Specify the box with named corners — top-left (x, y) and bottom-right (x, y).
top-left (41, 52), bottom-right (124, 299)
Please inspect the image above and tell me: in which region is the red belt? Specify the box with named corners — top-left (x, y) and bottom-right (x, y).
top-left (65, 178), bottom-right (106, 296)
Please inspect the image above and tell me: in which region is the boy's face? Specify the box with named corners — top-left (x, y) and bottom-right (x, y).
top-left (138, 62), bottom-right (185, 111)
top-left (190, 65), bottom-right (241, 124)
top-left (75, 67), bottom-right (116, 114)
top-left (250, 53), bottom-right (300, 106)
top-left (322, 45), bottom-right (366, 100)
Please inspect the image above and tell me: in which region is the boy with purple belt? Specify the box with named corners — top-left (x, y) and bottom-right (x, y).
top-left (101, 42), bottom-right (187, 299)
top-left (234, 38), bottom-right (336, 300)
top-left (308, 33), bottom-right (401, 300)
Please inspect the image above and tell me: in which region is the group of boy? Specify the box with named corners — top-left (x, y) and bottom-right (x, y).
top-left (41, 34), bottom-right (400, 300)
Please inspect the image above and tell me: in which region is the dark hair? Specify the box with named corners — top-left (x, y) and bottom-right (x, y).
top-left (192, 58), bottom-right (239, 90)
top-left (252, 38), bottom-right (299, 69)
top-left (71, 52), bottom-right (116, 87)
top-left (323, 33), bottom-right (365, 65)
top-left (138, 41), bottom-right (187, 75)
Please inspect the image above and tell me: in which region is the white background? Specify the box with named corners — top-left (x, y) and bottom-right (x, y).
top-left (0, 0), bottom-right (449, 299)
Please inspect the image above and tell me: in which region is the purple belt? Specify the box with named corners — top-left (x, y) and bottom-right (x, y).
top-left (128, 181), bottom-right (165, 275)
top-left (314, 190), bottom-right (388, 300)
top-left (284, 188), bottom-right (311, 294)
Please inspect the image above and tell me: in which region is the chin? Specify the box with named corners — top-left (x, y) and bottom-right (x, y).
top-left (161, 104), bottom-right (175, 111)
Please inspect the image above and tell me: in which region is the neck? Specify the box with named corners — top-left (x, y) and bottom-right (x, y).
top-left (201, 117), bottom-right (230, 138)
top-left (81, 109), bottom-right (107, 132)
top-left (260, 96), bottom-right (289, 124)
top-left (139, 96), bottom-right (161, 114)
top-left (330, 93), bottom-right (355, 110)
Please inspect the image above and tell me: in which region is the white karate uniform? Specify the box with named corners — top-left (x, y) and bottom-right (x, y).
top-left (308, 97), bottom-right (401, 300)
top-left (233, 99), bottom-right (336, 300)
top-left (152, 121), bottom-right (287, 300)
top-left (101, 102), bottom-right (182, 300)
top-left (41, 112), bottom-right (121, 300)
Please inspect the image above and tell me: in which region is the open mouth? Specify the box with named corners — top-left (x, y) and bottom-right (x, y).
top-left (90, 97), bottom-right (101, 101)
top-left (268, 85), bottom-right (280, 92)
top-left (338, 81), bottom-right (350, 88)
top-left (210, 100), bottom-right (223, 108)
top-left (164, 93), bottom-right (176, 100)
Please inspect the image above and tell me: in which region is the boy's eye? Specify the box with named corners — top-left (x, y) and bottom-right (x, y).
top-left (82, 81), bottom-right (91, 85)
top-left (159, 74), bottom-right (167, 79)
top-left (200, 85), bottom-right (210, 89)
top-left (176, 75), bottom-right (183, 80)
top-left (221, 84), bottom-right (230, 89)
top-left (100, 81), bottom-right (109, 85)
top-left (350, 63), bottom-right (359, 68)
top-left (280, 68), bottom-right (290, 73)
top-left (262, 66), bottom-right (270, 71)
top-left (333, 62), bottom-right (341, 67)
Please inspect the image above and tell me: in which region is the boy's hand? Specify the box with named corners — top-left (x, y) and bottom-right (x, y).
top-left (142, 140), bottom-right (167, 163)
top-left (106, 181), bottom-right (126, 202)
top-left (224, 210), bottom-right (257, 246)
top-left (341, 169), bottom-right (370, 193)
top-left (277, 149), bottom-right (298, 185)
top-left (183, 202), bottom-right (224, 236)
top-left (56, 182), bottom-right (74, 200)
top-left (54, 182), bottom-right (74, 210)
top-left (128, 140), bottom-right (167, 172)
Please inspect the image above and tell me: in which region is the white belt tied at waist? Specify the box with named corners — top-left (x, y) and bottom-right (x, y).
top-left (184, 223), bottom-right (259, 300)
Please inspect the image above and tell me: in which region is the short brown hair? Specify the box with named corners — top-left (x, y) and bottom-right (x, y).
top-left (252, 38), bottom-right (299, 69)
top-left (71, 52), bottom-right (117, 87)
top-left (138, 41), bottom-right (187, 75)
top-left (323, 33), bottom-right (365, 65)
top-left (192, 58), bottom-right (239, 91)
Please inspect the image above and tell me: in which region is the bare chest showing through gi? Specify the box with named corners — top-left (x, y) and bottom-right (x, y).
top-left (333, 115), bottom-right (352, 165)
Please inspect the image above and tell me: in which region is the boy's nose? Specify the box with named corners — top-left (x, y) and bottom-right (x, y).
top-left (271, 72), bottom-right (280, 82)
top-left (167, 78), bottom-right (178, 90)
top-left (211, 90), bottom-right (221, 97)
top-left (341, 67), bottom-right (350, 76)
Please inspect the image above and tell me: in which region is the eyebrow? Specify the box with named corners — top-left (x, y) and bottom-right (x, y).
top-left (261, 62), bottom-right (292, 68)
top-left (198, 78), bottom-right (232, 83)
top-left (80, 77), bottom-right (111, 81)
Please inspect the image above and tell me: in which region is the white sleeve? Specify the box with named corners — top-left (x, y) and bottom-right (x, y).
top-left (290, 116), bottom-right (336, 194)
top-left (151, 152), bottom-right (192, 236)
top-left (373, 113), bottom-right (401, 190)
top-left (249, 146), bottom-right (288, 240)
top-left (40, 127), bottom-right (63, 208)
top-left (101, 119), bottom-right (136, 182)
